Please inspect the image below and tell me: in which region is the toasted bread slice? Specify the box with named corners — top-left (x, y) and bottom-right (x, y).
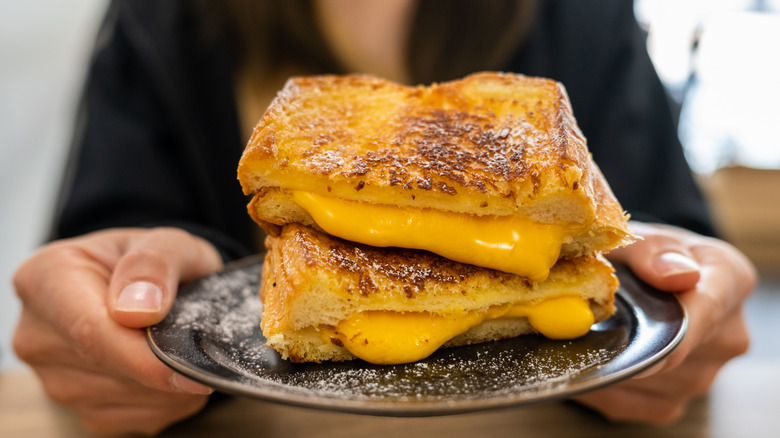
top-left (260, 224), bottom-right (618, 364)
top-left (237, 73), bottom-right (632, 266)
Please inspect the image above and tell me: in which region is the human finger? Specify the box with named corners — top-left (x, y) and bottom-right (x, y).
top-left (14, 239), bottom-right (213, 395)
top-left (660, 274), bottom-right (752, 377)
top-left (577, 300), bottom-right (752, 424)
top-left (574, 385), bottom-right (688, 425)
top-left (33, 364), bottom-right (209, 411)
top-left (574, 353), bottom-right (724, 424)
top-left (78, 395), bottom-right (209, 436)
top-left (607, 222), bottom-right (700, 292)
top-left (108, 227), bottom-right (223, 328)
top-left (12, 308), bottom-right (101, 371)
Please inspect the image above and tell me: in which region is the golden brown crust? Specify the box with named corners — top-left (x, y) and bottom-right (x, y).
top-left (237, 73), bottom-right (629, 232)
top-left (240, 73), bottom-right (577, 192)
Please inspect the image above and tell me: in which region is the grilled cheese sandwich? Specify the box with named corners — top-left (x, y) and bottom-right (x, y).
top-left (238, 72), bottom-right (633, 363)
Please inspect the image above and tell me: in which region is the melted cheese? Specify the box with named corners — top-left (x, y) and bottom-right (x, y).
top-left (292, 191), bottom-right (568, 281)
top-left (327, 296), bottom-right (594, 364)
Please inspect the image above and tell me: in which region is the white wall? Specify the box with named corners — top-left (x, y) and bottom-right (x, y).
top-left (0, 1), bottom-right (107, 371)
top-left (635, 0), bottom-right (780, 173)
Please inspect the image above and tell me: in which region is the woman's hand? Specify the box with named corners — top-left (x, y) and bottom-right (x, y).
top-left (574, 221), bottom-right (757, 424)
top-left (13, 227), bottom-right (224, 435)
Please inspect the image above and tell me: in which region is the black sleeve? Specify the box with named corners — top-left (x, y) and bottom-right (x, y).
top-left (510, 0), bottom-right (715, 236)
top-left (51, 0), bottom-right (256, 261)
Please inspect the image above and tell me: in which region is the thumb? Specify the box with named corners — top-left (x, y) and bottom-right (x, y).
top-left (108, 228), bottom-right (223, 328)
top-left (608, 222), bottom-right (701, 292)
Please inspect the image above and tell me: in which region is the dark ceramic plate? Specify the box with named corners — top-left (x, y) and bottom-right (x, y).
top-left (147, 256), bottom-right (686, 416)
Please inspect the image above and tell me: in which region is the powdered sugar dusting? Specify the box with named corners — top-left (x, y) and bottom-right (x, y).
top-left (153, 257), bottom-right (265, 364)
top-left (252, 343), bottom-right (614, 401)
top-left (152, 257), bottom-right (629, 408)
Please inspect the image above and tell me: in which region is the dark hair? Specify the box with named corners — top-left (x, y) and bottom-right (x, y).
top-left (407, 0), bottom-right (537, 83)
top-left (199, 0), bottom-right (537, 84)
top-left (198, 0), bottom-right (341, 74)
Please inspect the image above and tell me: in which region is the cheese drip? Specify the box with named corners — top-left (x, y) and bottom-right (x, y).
top-left (292, 191), bottom-right (568, 281)
top-left (329, 296), bottom-right (594, 364)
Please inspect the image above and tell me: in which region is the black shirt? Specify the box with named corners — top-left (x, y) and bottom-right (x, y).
top-left (52, 0), bottom-right (714, 261)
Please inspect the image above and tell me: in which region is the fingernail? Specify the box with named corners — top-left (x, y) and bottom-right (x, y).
top-left (171, 373), bottom-right (214, 395)
top-left (117, 281), bottom-right (163, 312)
top-left (654, 252), bottom-right (700, 278)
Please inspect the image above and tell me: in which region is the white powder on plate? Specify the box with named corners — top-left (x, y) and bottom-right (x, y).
top-left (156, 257), bottom-right (622, 403)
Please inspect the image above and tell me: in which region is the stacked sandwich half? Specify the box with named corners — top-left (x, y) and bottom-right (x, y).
top-left (237, 72), bottom-right (634, 364)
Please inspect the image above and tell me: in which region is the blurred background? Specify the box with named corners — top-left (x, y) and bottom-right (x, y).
top-left (0, 0), bottom-right (107, 370)
top-left (634, 0), bottom-right (780, 271)
top-left (1, 0), bottom-right (779, 373)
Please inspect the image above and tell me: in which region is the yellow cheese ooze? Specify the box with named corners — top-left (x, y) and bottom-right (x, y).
top-left (333, 311), bottom-right (483, 365)
top-left (502, 296), bottom-right (595, 339)
top-left (331, 296), bottom-right (594, 364)
top-left (292, 191), bottom-right (567, 281)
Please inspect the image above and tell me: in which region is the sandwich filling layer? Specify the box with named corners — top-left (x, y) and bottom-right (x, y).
top-left (320, 296), bottom-right (594, 364)
top-left (292, 190), bottom-right (570, 282)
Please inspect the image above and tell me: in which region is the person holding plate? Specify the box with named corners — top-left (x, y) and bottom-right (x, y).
top-left (12, 0), bottom-right (755, 435)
